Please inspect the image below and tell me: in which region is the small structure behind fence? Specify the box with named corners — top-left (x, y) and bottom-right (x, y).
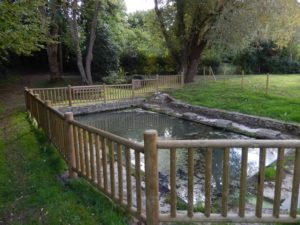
top-left (24, 75), bottom-right (300, 224)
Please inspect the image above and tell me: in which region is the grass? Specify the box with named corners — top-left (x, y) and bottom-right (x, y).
top-left (0, 111), bottom-right (128, 225)
top-left (171, 74), bottom-right (300, 123)
top-left (264, 165), bottom-right (276, 181)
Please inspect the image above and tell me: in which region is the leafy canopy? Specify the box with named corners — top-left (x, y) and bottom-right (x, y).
top-left (0, 0), bottom-right (48, 59)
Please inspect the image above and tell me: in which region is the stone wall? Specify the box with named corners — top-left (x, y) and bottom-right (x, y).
top-left (170, 101), bottom-right (300, 137)
top-left (144, 93), bottom-right (300, 139)
top-left (57, 98), bottom-right (145, 116)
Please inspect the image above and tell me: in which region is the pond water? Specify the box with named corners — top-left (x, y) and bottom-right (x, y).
top-left (76, 108), bottom-right (280, 211)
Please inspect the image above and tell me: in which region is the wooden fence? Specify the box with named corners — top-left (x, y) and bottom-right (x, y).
top-left (24, 88), bottom-right (300, 224)
top-left (31, 75), bottom-right (183, 106)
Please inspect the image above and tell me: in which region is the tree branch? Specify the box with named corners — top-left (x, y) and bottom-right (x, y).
top-left (154, 0), bottom-right (180, 65)
top-left (85, 0), bottom-right (100, 84)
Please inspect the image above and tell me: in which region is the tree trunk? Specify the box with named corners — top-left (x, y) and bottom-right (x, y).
top-left (47, 43), bottom-right (61, 81)
top-left (76, 50), bottom-right (88, 84)
top-left (69, 0), bottom-right (89, 84)
top-left (182, 59), bottom-right (199, 83)
top-left (59, 40), bottom-right (63, 73)
top-left (85, 0), bottom-right (100, 85)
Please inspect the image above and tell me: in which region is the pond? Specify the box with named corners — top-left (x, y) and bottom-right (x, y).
top-left (76, 108), bottom-right (280, 211)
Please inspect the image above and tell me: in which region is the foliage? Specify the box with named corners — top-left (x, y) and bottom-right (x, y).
top-left (265, 166), bottom-right (276, 181)
top-left (90, 24), bottom-right (120, 79)
top-left (233, 41), bottom-right (300, 74)
top-left (102, 69), bottom-right (127, 84)
top-left (0, 0), bottom-right (48, 60)
top-left (171, 75), bottom-right (300, 123)
top-left (210, 0), bottom-right (300, 53)
top-left (119, 10), bottom-right (176, 75)
top-left (152, 0), bottom-right (300, 82)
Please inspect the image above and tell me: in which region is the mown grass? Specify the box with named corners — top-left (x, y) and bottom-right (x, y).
top-left (171, 74), bottom-right (300, 123)
top-left (0, 111), bottom-right (128, 225)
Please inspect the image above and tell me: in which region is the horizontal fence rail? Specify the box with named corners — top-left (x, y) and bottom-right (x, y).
top-left (156, 139), bottom-right (300, 224)
top-left (31, 75), bottom-right (183, 107)
top-left (24, 88), bottom-right (300, 224)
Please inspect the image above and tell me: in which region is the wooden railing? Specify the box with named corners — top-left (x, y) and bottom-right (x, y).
top-left (31, 75), bottom-right (183, 106)
top-left (155, 139), bottom-right (300, 224)
top-left (24, 89), bottom-right (300, 224)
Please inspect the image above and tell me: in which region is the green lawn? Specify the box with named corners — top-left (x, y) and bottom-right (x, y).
top-left (0, 111), bottom-right (128, 225)
top-left (171, 74), bottom-right (300, 123)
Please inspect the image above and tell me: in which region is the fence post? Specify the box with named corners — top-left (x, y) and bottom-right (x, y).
top-left (103, 84), bottom-right (107, 103)
top-left (24, 87), bottom-right (29, 111)
top-left (144, 130), bottom-right (159, 225)
top-left (180, 73), bottom-right (184, 87)
top-left (266, 73), bottom-right (269, 95)
top-left (34, 94), bottom-right (40, 125)
top-left (45, 100), bottom-right (52, 140)
top-left (131, 80), bottom-right (135, 99)
top-left (64, 112), bottom-right (77, 178)
top-left (203, 66), bottom-right (206, 84)
top-left (241, 70), bottom-right (244, 89)
top-left (28, 90), bottom-right (34, 119)
top-left (210, 66), bottom-right (216, 81)
top-left (68, 85), bottom-right (72, 106)
top-left (156, 74), bottom-right (159, 92)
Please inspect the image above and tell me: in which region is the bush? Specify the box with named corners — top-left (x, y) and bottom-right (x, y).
top-left (120, 53), bottom-right (177, 75)
top-left (90, 25), bottom-right (120, 80)
top-left (102, 69), bottom-right (127, 84)
top-left (233, 41), bottom-right (300, 74)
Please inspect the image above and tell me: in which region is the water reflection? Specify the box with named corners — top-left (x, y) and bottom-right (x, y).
top-left (76, 108), bottom-right (279, 208)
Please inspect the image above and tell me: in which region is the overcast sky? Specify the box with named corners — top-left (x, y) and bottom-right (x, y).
top-left (124, 0), bottom-right (154, 13)
top-left (125, 1), bottom-right (300, 13)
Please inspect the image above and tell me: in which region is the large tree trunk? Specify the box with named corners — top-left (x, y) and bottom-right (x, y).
top-left (76, 49), bottom-right (88, 84)
top-left (59, 39), bottom-right (63, 73)
top-left (85, 0), bottom-right (100, 85)
top-left (154, 0), bottom-right (226, 84)
top-left (47, 43), bottom-right (60, 80)
top-left (181, 59), bottom-right (199, 83)
top-left (69, 0), bottom-right (89, 84)
top-left (43, 0), bottom-right (61, 81)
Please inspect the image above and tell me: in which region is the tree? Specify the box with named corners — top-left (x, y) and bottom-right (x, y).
top-left (154, 0), bottom-right (300, 83)
top-left (119, 10), bottom-right (176, 75)
top-left (0, 0), bottom-right (48, 60)
top-left (45, 0), bottom-right (65, 80)
top-left (63, 0), bottom-right (100, 84)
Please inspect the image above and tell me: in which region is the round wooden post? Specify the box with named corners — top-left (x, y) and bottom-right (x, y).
top-left (24, 87), bottom-right (29, 111)
top-left (64, 112), bottom-right (77, 178)
top-left (28, 90), bottom-right (34, 119)
top-left (266, 73), bottom-right (269, 95)
top-left (241, 70), bottom-right (244, 89)
top-left (103, 84), bottom-right (107, 103)
top-left (180, 72), bottom-right (184, 87)
top-left (45, 100), bottom-right (52, 140)
top-left (156, 74), bottom-right (159, 92)
top-left (203, 66), bottom-right (206, 84)
top-left (131, 81), bottom-right (135, 99)
top-left (144, 130), bottom-right (159, 225)
top-left (34, 94), bottom-right (40, 125)
top-left (68, 85), bottom-right (73, 106)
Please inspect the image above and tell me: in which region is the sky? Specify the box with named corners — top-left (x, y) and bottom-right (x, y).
top-left (124, 0), bottom-right (154, 13)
